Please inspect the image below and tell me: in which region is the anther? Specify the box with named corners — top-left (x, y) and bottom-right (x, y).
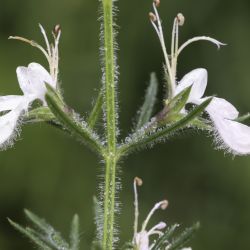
top-left (177, 13), bottom-right (185, 26)
top-left (134, 177), bottom-right (143, 186)
top-left (160, 200), bottom-right (169, 210)
top-left (149, 12), bottom-right (157, 22)
top-left (153, 0), bottom-right (160, 7)
top-left (53, 24), bottom-right (61, 36)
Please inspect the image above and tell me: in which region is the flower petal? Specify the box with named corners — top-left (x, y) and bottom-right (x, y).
top-left (211, 116), bottom-right (250, 155)
top-left (175, 69), bottom-right (207, 102)
top-left (0, 95), bottom-right (24, 112)
top-left (0, 105), bottom-right (25, 147)
top-left (206, 97), bottom-right (239, 120)
top-left (16, 62), bottom-right (54, 102)
top-left (28, 62), bottom-right (55, 88)
top-left (205, 97), bottom-right (250, 155)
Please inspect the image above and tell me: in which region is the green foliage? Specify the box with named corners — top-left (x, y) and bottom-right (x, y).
top-left (135, 72), bottom-right (158, 130)
top-left (151, 222), bottom-right (200, 250)
top-left (70, 215), bottom-right (80, 250)
top-left (166, 86), bottom-right (192, 118)
top-left (45, 83), bottom-right (104, 155)
top-left (9, 210), bottom-right (80, 250)
top-left (4, 0), bottom-right (225, 249)
top-left (118, 97), bottom-right (212, 157)
top-left (25, 107), bottom-right (55, 123)
top-left (88, 90), bottom-right (103, 129)
top-left (8, 218), bottom-right (52, 250)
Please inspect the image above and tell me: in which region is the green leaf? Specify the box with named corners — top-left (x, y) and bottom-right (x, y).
top-left (88, 89), bottom-right (103, 129)
top-left (70, 214), bottom-right (80, 250)
top-left (24, 209), bottom-right (52, 235)
top-left (167, 86), bottom-right (192, 115)
top-left (154, 86), bottom-right (192, 125)
top-left (118, 97), bottom-right (213, 157)
top-left (25, 107), bottom-right (55, 123)
top-left (168, 222), bottom-right (200, 250)
top-left (135, 72), bottom-right (158, 130)
top-left (45, 84), bottom-right (104, 155)
top-left (8, 218), bottom-right (52, 250)
top-left (151, 224), bottom-right (179, 250)
top-left (24, 209), bottom-right (70, 250)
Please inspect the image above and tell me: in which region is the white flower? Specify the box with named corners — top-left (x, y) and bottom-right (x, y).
top-left (0, 63), bottom-right (54, 148)
top-left (175, 68), bottom-right (250, 155)
top-left (133, 177), bottom-right (168, 250)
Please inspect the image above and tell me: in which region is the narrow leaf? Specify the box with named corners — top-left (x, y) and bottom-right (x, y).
top-left (25, 107), bottom-right (55, 123)
top-left (135, 72), bottom-right (158, 130)
top-left (151, 224), bottom-right (179, 250)
top-left (168, 86), bottom-right (192, 114)
top-left (24, 209), bottom-right (69, 249)
top-left (8, 219), bottom-right (52, 250)
top-left (168, 222), bottom-right (200, 250)
top-left (118, 97), bottom-right (212, 156)
top-left (45, 84), bottom-right (104, 155)
top-left (70, 214), bottom-right (80, 250)
top-left (88, 89), bottom-right (103, 129)
top-left (24, 209), bottom-right (52, 235)
top-left (155, 86), bottom-right (192, 125)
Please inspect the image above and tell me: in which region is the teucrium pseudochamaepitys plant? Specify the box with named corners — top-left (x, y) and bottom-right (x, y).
top-left (1, 0), bottom-right (250, 249)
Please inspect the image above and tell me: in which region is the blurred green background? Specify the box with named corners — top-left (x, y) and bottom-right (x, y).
top-left (0, 0), bottom-right (250, 249)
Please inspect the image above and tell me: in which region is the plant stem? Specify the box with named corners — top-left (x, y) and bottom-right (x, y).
top-left (102, 0), bottom-right (117, 249)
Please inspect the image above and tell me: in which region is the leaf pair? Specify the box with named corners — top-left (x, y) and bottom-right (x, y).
top-left (9, 210), bottom-right (80, 250)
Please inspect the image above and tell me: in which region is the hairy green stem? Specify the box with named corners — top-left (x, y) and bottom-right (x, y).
top-left (102, 0), bottom-right (118, 249)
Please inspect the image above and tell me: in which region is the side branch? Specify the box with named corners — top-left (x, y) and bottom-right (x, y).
top-left (45, 84), bottom-right (104, 155)
top-left (118, 98), bottom-right (212, 157)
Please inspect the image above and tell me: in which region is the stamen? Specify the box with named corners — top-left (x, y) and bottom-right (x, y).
top-left (133, 177), bottom-right (143, 240)
top-left (141, 200), bottom-right (168, 231)
top-left (149, 12), bottom-right (157, 22)
top-left (53, 24), bottom-right (61, 37)
top-left (39, 24), bottom-right (52, 57)
top-left (8, 36), bottom-right (50, 63)
top-left (52, 27), bottom-right (61, 84)
top-left (178, 36), bottom-right (226, 56)
top-left (147, 222), bottom-right (166, 236)
top-left (171, 18), bottom-right (178, 62)
top-left (153, 0), bottom-right (160, 7)
top-left (177, 13), bottom-right (185, 26)
top-left (151, 2), bottom-right (175, 96)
